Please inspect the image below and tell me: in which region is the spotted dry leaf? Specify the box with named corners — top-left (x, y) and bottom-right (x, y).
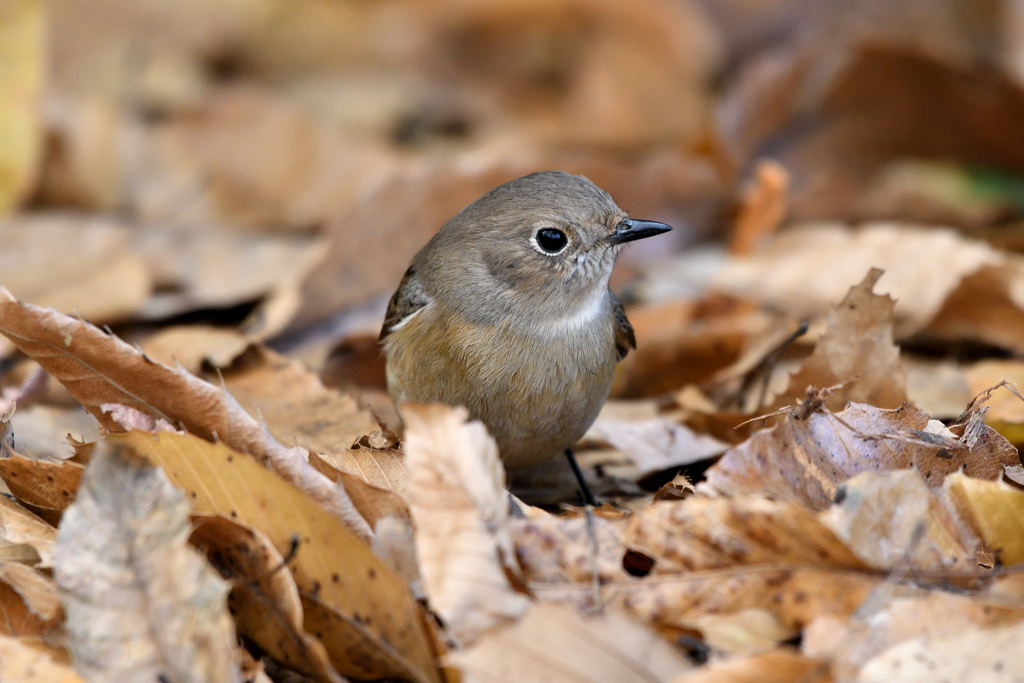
top-left (0, 288), bottom-right (369, 539)
top-left (54, 440), bottom-right (241, 683)
top-left (402, 403), bottom-right (531, 647)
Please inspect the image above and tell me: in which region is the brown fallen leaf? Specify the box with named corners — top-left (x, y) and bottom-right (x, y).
top-left (0, 215), bottom-right (150, 327)
top-left (819, 471), bottom-right (977, 572)
top-left (611, 297), bottom-right (773, 399)
top-left (0, 580), bottom-right (50, 638)
top-left (0, 495), bottom-right (55, 567)
top-left (585, 416), bottom-right (728, 479)
top-left (0, 289), bottom-right (370, 539)
top-left (402, 403), bottom-right (531, 647)
top-left (218, 345), bottom-right (401, 490)
top-left (190, 515), bottom-right (342, 683)
top-left (944, 472), bottom-right (1024, 565)
top-left (53, 440), bottom-right (241, 683)
top-left (702, 402), bottom-right (1021, 510)
top-left (765, 268), bottom-right (906, 413)
top-left (712, 223), bottom-right (1024, 353)
top-left (141, 325), bottom-right (252, 375)
top-left (0, 561), bottom-right (60, 623)
top-left (0, 448), bottom-right (82, 521)
top-left (449, 603), bottom-right (692, 683)
top-left (522, 496), bottom-right (878, 632)
top-left (115, 430), bottom-right (442, 683)
top-left (510, 510), bottom-right (628, 585)
top-left (0, 633), bottom-right (83, 683)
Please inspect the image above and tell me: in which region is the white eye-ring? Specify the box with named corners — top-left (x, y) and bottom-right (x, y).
top-left (531, 227), bottom-right (569, 256)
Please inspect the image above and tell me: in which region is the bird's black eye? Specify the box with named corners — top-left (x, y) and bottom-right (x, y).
top-left (536, 228), bottom-right (568, 254)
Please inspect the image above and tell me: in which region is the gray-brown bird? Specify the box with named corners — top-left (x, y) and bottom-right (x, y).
top-left (379, 171), bottom-right (671, 502)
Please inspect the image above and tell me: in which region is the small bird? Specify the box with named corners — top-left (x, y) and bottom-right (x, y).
top-left (379, 171), bottom-right (671, 502)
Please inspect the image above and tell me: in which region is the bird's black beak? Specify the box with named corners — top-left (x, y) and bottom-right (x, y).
top-left (607, 218), bottom-right (673, 244)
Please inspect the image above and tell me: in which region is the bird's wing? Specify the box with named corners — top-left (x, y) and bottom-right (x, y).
top-left (379, 265), bottom-right (431, 342)
top-left (610, 291), bottom-right (636, 361)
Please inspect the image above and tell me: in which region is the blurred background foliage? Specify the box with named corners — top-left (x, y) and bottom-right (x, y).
top-left (6, 0), bottom-right (1024, 375)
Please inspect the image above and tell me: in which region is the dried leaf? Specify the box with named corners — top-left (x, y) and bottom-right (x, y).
top-left (0, 561), bottom-right (60, 622)
top-left (54, 440), bottom-right (241, 683)
top-left (857, 621), bottom-right (1024, 683)
top-left (402, 403), bottom-right (531, 647)
top-left (219, 346), bottom-right (401, 488)
top-left (767, 268), bottom-right (907, 412)
top-left (712, 223), bottom-right (1024, 353)
top-left (0, 581), bottom-right (48, 637)
top-left (0, 215), bottom-right (149, 324)
top-left (804, 588), bottom-right (1024, 680)
top-left (703, 402), bottom-right (1020, 509)
top-left (525, 497), bottom-right (879, 632)
top-left (820, 471), bottom-right (977, 571)
top-left (944, 472), bottom-right (1024, 565)
top-left (0, 633), bottom-right (83, 682)
top-left (141, 325), bottom-right (252, 375)
top-left (449, 603), bottom-right (692, 683)
top-left (586, 417), bottom-right (727, 478)
top-left (115, 430), bottom-right (441, 683)
top-left (0, 289), bottom-right (370, 539)
top-left (0, 496), bottom-right (54, 567)
top-left (0, 450), bottom-right (83, 518)
top-left (190, 515), bottom-right (342, 683)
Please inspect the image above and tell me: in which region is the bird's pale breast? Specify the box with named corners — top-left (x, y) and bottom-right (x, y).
top-left (384, 299), bottom-right (618, 468)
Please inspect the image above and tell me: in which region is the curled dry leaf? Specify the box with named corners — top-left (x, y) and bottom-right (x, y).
top-left (702, 402), bottom-right (1021, 510)
top-left (449, 603), bottom-right (692, 683)
top-left (190, 515), bottom-right (342, 683)
top-left (402, 403), bottom-right (531, 647)
top-left (712, 223), bottom-right (1024, 353)
top-left (115, 430), bottom-right (441, 683)
top-left (0, 495), bottom-right (55, 567)
top-left (729, 159), bottom-right (790, 256)
top-left (54, 440), bottom-right (241, 683)
top-left (0, 289), bottom-right (370, 539)
top-left (0, 633), bottom-right (84, 683)
top-left (0, 579), bottom-right (51, 638)
top-left (765, 268), bottom-right (906, 413)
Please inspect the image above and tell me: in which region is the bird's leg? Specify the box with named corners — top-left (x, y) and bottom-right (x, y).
top-left (565, 447), bottom-right (603, 613)
top-left (564, 447), bottom-right (598, 507)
